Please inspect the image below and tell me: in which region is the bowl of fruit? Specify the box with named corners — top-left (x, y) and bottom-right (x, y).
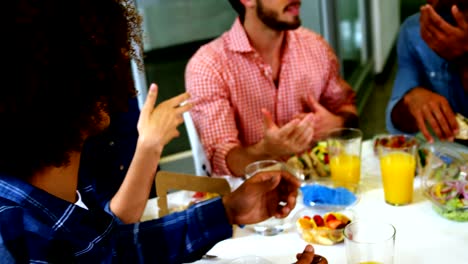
top-left (294, 209), bottom-right (353, 245)
top-left (373, 134), bottom-right (418, 156)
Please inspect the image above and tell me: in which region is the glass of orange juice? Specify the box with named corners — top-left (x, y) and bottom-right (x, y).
top-left (377, 135), bottom-right (417, 206)
top-left (327, 128), bottom-right (362, 187)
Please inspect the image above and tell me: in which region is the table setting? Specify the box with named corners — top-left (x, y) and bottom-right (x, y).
top-left (142, 131), bottom-right (468, 264)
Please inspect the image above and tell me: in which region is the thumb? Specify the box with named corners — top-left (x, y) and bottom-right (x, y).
top-left (262, 108), bottom-right (277, 129)
top-left (306, 95), bottom-right (320, 113)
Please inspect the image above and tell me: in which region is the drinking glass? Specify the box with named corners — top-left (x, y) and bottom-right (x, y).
top-left (377, 135), bottom-right (417, 206)
top-left (327, 128), bottom-right (362, 186)
top-left (344, 221), bottom-right (396, 264)
top-left (244, 160), bottom-right (288, 236)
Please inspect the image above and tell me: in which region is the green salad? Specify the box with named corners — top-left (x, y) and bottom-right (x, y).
top-left (428, 180), bottom-right (468, 222)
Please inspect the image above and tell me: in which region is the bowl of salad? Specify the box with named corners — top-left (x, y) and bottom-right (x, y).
top-left (419, 143), bottom-right (468, 221)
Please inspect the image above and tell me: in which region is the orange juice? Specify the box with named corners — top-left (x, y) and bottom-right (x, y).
top-left (330, 154), bottom-right (361, 185)
top-left (380, 151), bottom-right (416, 205)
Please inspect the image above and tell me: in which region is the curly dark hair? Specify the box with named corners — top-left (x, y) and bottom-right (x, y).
top-left (0, 0), bottom-right (142, 179)
top-left (228, 0), bottom-right (246, 21)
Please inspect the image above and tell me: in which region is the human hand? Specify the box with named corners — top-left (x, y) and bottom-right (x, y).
top-left (305, 95), bottom-right (343, 140)
top-left (403, 87), bottom-right (458, 142)
top-left (295, 245), bottom-right (327, 264)
top-left (222, 170), bottom-right (300, 225)
top-left (420, 4), bottom-right (468, 60)
top-left (137, 83), bottom-right (192, 155)
top-left (261, 108), bottom-right (315, 157)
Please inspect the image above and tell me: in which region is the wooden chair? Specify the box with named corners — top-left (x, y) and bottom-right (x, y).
top-left (155, 171), bottom-right (231, 217)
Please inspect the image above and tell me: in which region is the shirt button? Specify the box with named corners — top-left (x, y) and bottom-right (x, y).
top-left (109, 141), bottom-right (115, 146)
top-left (119, 165), bottom-right (125, 171)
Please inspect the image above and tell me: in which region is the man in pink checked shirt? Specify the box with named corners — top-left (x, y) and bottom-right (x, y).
top-left (185, 0), bottom-right (358, 177)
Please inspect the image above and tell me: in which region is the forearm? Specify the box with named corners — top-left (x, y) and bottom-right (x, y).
top-left (226, 141), bottom-right (277, 177)
top-left (110, 141), bottom-right (161, 223)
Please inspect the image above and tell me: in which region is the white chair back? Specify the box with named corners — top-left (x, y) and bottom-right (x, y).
top-left (183, 112), bottom-right (212, 176)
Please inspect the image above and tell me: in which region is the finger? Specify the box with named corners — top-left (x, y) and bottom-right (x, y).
top-left (425, 4), bottom-right (452, 33)
top-left (262, 108), bottom-right (277, 130)
top-left (440, 103), bottom-right (459, 134)
top-left (289, 114), bottom-right (314, 145)
top-left (168, 92), bottom-right (191, 108)
top-left (452, 5), bottom-right (468, 29)
top-left (306, 95), bottom-right (320, 112)
top-left (423, 107), bottom-right (444, 141)
top-left (432, 108), bottom-right (454, 140)
top-left (277, 118), bottom-right (301, 138)
top-left (295, 245), bottom-right (315, 263)
top-left (175, 102), bottom-right (193, 115)
top-left (141, 83), bottom-right (158, 118)
top-left (415, 111), bottom-right (433, 143)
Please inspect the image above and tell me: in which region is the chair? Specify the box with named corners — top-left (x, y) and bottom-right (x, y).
top-left (155, 171), bottom-right (231, 217)
top-left (183, 112), bottom-right (212, 176)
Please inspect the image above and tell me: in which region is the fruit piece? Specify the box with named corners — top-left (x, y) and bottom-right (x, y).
top-left (327, 219), bottom-right (343, 229)
top-left (313, 215), bottom-right (324, 227)
top-left (324, 213), bottom-right (337, 223)
top-left (303, 215), bottom-right (311, 220)
top-left (297, 217), bottom-right (316, 230)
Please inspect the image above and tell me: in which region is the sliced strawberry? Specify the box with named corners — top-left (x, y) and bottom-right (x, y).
top-left (313, 215), bottom-right (324, 227)
top-left (327, 219), bottom-right (343, 230)
top-left (325, 213), bottom-right (337, 222)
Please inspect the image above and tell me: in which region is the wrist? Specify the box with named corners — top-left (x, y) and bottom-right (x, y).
top-left (222, 195), bottom-right (235, 225)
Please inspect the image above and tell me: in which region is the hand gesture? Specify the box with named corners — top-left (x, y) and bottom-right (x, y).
top-left (137, 83), bottom-right (192, 155)
top-left (403, 87), bottom-right (458, 142)
top-left (420, 4), bottom-right (468, 60)
top-left (222, 170), bottom-right (300, 225)
top-left (305, 95), bottom-right (343, 140)
top-left (261, 108), bottom-right (315, 157)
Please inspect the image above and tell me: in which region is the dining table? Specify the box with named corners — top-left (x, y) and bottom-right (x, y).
top-left (142, 139), bottom-right (468, 264)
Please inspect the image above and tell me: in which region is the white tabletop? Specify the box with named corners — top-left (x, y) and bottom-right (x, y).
top-left (144, 141), bottom-right (468, 264)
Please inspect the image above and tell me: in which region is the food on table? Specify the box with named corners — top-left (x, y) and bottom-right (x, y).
top-left (455, 113), bottom-right (468, 140)
top-left (373, 134), bottom-right (417, 155)
top-left (296, 212), bottom-right (351, 245)
top-left (427, 180), bottom-right (468, 221)
top-left (286, 142), bottom-right (330, 180)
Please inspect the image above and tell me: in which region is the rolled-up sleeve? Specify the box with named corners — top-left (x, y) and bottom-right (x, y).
top-left (185, 48), bottom-right (241, 176)
top-left (386, 17), bottom-right (423, 135)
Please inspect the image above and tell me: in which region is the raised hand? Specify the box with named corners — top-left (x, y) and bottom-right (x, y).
top-left (403, 87), bottom-right (458, 142)
top-left (420, 4), bottom-right (468, 61)
top-left (261, 108), bottom-right (315, 157)
top-left (137, 83), bottom-right (192, 155)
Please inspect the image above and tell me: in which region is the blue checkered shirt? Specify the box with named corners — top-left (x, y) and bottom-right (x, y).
top-left (0, 175), bottom-right (233, 263)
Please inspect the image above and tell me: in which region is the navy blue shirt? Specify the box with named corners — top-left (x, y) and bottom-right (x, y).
top-left (0, 174), bottom-right (233, 263)
top-left (386, 13), bottom-right (468, 134)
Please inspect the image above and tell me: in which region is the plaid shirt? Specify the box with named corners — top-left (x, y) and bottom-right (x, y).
top-left (0, 175), bottom-right (232, 263)
top-left (186, 18), bottom-right (355, 176)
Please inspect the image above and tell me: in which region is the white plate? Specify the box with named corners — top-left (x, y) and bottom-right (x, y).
top-left (229, 256), bottom-right (272, 264)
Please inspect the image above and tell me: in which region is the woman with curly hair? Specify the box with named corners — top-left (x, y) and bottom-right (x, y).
top-left (0, 1), bottom-right (307, 263)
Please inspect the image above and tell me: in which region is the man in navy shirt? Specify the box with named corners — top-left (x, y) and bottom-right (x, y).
top-left (386, 0), bottom-right (468, 142)
top-left (0, 0), bottom-right (316, 263)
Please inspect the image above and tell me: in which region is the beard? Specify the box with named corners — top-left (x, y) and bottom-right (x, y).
top-left (256, 0), bottom-right (301, 31)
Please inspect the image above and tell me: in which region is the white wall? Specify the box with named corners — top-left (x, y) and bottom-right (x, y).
top-left (371, 0), bottom-right (400, 73)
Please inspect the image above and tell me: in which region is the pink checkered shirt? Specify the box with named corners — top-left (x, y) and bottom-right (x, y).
top-left (185, 18), bottom-right (355, 176)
